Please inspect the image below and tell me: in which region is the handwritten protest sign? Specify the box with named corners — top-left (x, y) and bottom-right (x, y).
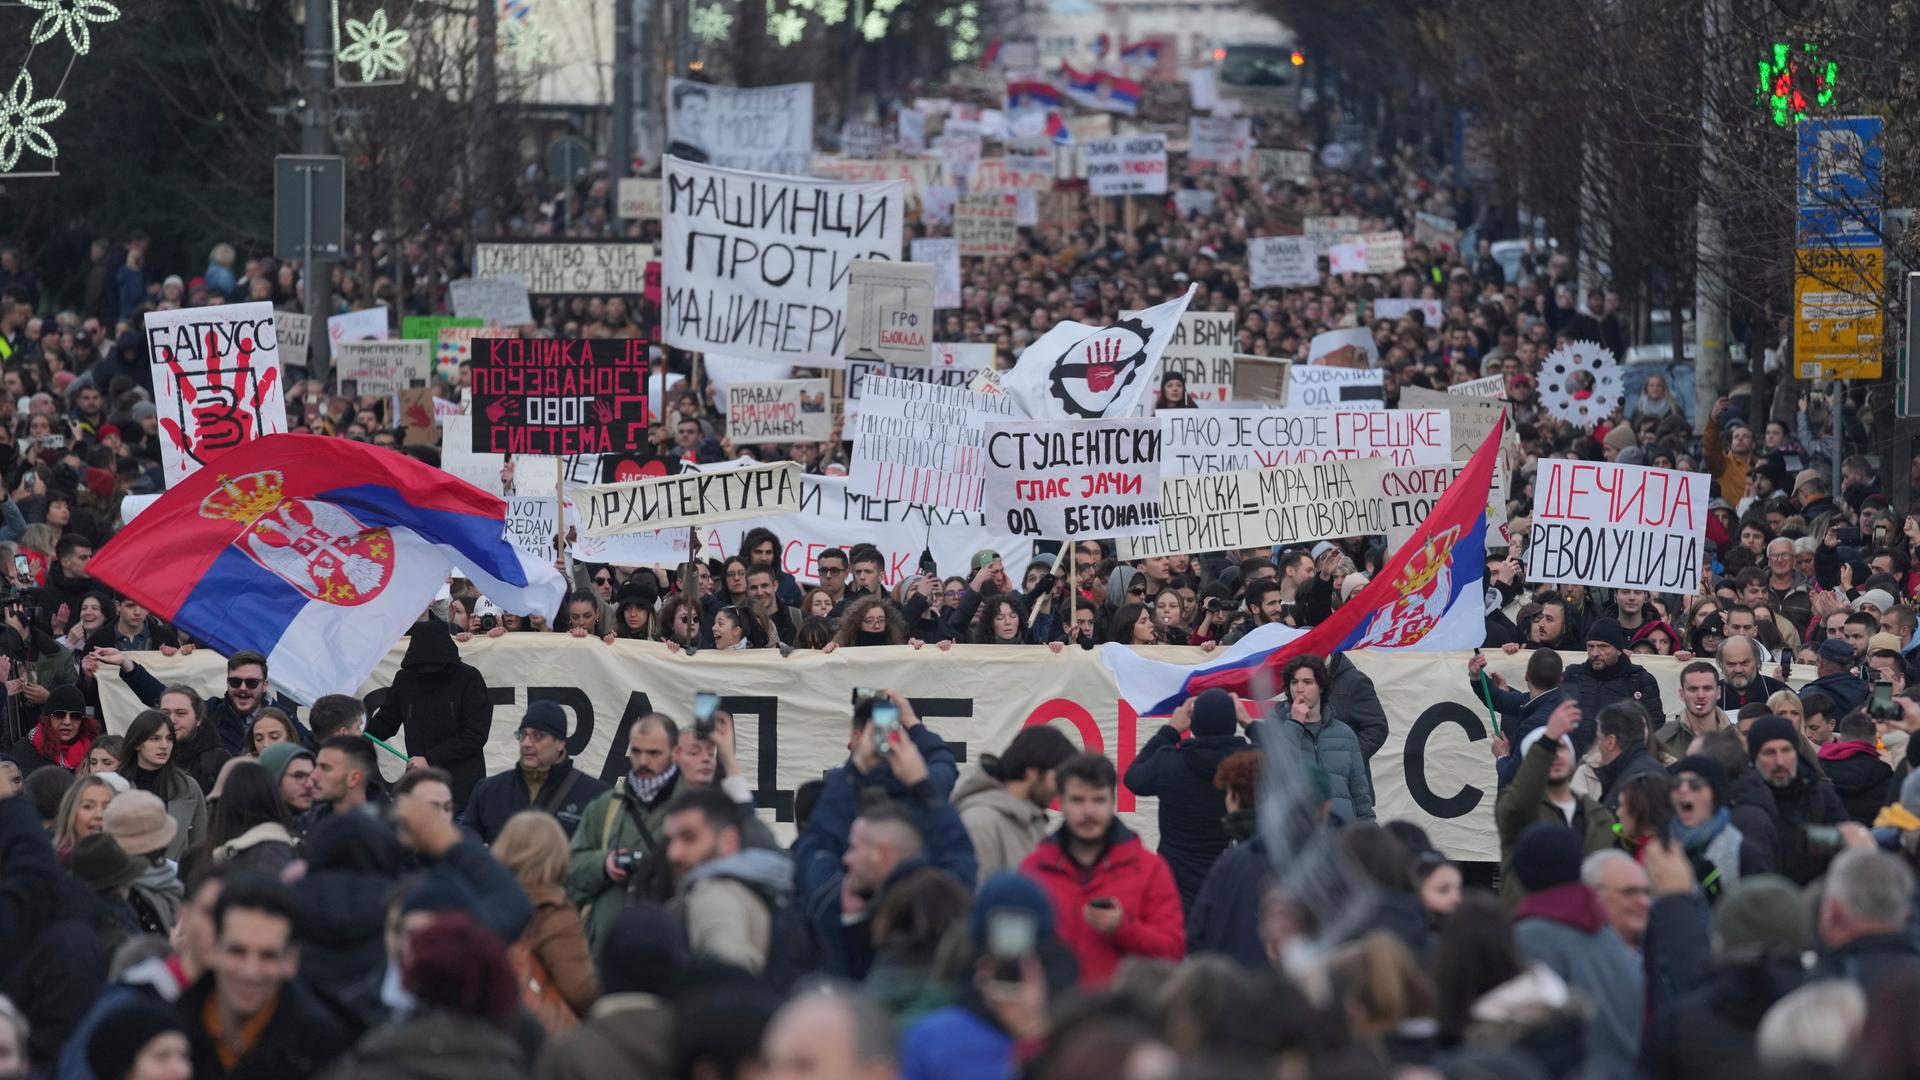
top-left (849, 375), bottom-right (1019, 511)
top-left (1373, 298), bottom-right (1444, 326)
top-left (844, 260), bottom-right (934, 366)
top-left (1253, 148), bottom-right (1312, 183)
top-left (1450, 375), bottom-right (1506, 398)
top-left (910, 238), bottom-right (961, 309)
top-left (726, 379), bottom-right (831, 443)
top-left (1361, 231), bottom-right (1406, 274)
top-left (576, 461), bottom-right (803, 537)
top-left (1188, 116), bottom-right (1251, 165)
top-left (1526, 460), bottom-right (1707, 592)
top-left (1123, 309), bottom-right (1234, 405)
top-left (666, 79), bottom-right (813, 174)
top-left (434, 323), bottom-right (490, 379)
top-left (1249, 236), bottom-right (1318, 289)
top-left (469, 338), bottom-right (650, 456)
top-left (841, 121), bottom-right (886, 159)
top-left (439, 415), bottom-right (505, 494)
top-left (984, 418), bottom-right (1160, 539)
top-left (617, 178), bottom-right (662, 220)
top-left (1327, 242), bottom-right (1367, 276)
top-left (1158, 409), bottom-right (1451, 474)
top-left (1173, 190), bottom-right (1217, 218)
top-left (897, 108), bottom-right (926, 153)
top-left (474, 242), bottom-right (654, 295)
top-left (1303, 215), bottom-right (1361, 252)
top-left (328, 307), bottom-right (388, 343)
top-left (450, 276), bottom-right (535, 329)
top-left (274, 312), bottom-right (310, 370)
top-left (1005, 139), bottom-right (1055, 177)
top-left (1085, 136), bottom-right (1168, 196)
top-left (1397, 386), bottom-right (1512, 547)
top-left (334, 339), bottom-right (431, 397)
top-left (663, 158), bottom-right (904, 366)
top-left (938, 132), bottom-right (982, 181)
top-left (1289, 365), bottom-right (1383, 410)
top-left (503, 496), bottom-right (560, 562)
top-left (956, 193), bottom-right (1020, 257)
top-left (846, 343), bottom-right (996, 412)
top-left (1381, 462), bottom-right (1471, 551)
top-left (143, 301), bottom-right (290, 484)
top-left (1414, 211), bottom-right (1460, 251)
top-left (921, 185), bottom-right (956, 225)
top-left (1120, 459), bottom-right (1388, 558)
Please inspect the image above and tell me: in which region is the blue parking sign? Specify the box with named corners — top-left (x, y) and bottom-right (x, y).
top-left (1797, 116), bottom-right (1882, 208)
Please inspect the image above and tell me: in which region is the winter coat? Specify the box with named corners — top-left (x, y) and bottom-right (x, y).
top-left (1186, 831), bottom-right (1270, 970)
top-left (1595, 743), bottom-right (1667, 811)
top-left (208, 822), bottom-right (296, 879)
top-left (900, 1003), bottom-right (1016, 1080)
top-left (565, 771), bottom-right (683, 953)
top-left (323, 1008), bottom-right (523, 1080)
top-left (807, 784), bottom-right (977, 980)
top-left (1495, 737), bottom-right (1616, 907)
top-left (1672, 817), bottom-right (1772, 904)
top-left (367, 622), bottom-right (493, 807)
top-left (1122, 726), bottom-right (1248, 906)
top-left (1511, 883), bottom-right (1644, 1077)
top-left (1, 876), bottom-right (107, 1074)
top-left (1653, 713), bottom-right (1735, 765)
top-left (464, 758), bottom-right (610, 844)
top-left (1642, 957), bottom-right (1807, 1080)
top-left (171, 718), bottom-right (231, 801)
top-left (1801, 669), bottom-right (1869, 715)
top-left (1473, 679), bottom-right (1566, 788)
top-left (951, 764), bottom-right (1049, 885)
top-left (1765, 757), bottom-right (1851, 883)
top-left (1560, 656), bottom-right (1664, 754)
top-left (1719, 673), bottom-right (1789, 714)
top-left (1457, 964), bottom-right (1588, 1079)
top-left (1818, 738), bottom-right (1897, 824)
top-left (1250, 711), bottom-right (1375, 824)
top-left (179, 971), bottom-right (348, 1080)
top-left (673, 847), bottom-right (794, 976)
top-left (792, 724), bottom-right (961, 898)
top-left (1813, 931), bottom-right (1920, 988)
top-left (1327, 653), bottom-right (1389, 764)
top-left (294, 811), bottom-right (407, 1000)
top-left (207, 693), bottom-right (309, 757)
top-left (127, 857), bottom-right (184, 934)
top-left (1722, 766), bottom-right (1784, 873)
top-left (32, 562), bottom-right (95, 631)
top-left (0, 796), bottom-right (59, 986)
top-left (1020, 819), bottom-right (1185, 987)
top-left (519, 882), bottom-right (599, 1016)
top-left (532, 994), bottom-right (675, 1080)
top-left (127, 765), bottom-right (205, 861)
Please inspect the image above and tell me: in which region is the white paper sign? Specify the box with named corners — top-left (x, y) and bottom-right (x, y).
top-left (984, 418), bottom-right (1160, 539)
top-left (334, 339), bottom-right (432, 397)
top-left (1288, 366), bottom-right (1384, 410)
top-left (1328, 241), bottom-right (1368, 275)
top-left (1381, 462), bottom-right (1471, 551)
top-left (1303, 215), bottom-right (1361, 252)
top-left (725, 379), bottom-right (832, 444)
top-left (440, 415), bottom-right (506, 494)
top-left (1173, 190), bottom-right (1217, 218)
top-left (449, 275), bottom-right (535, 328)
top-left (921, 185), bottom-right (957, 225)
top-left (473, 243), bottom-right (654, 295)
top-left (617, 178), bottom-right (663, 220)
top-left (1249, 236), bottom-right (1318, 289)
top-left (1123, 309), bottom-right (1234, 405)
top-left (897, 108), bottom-right (927, 153)
top-left (327, 307), bottom-right (389, 343)
top-left (841, 121), bottom-right (887, 159)
top-left (1015, 189), bottom-right (1039, 227)
top-left (503, 496), bottom-right (560, 563)
top-left (845, 345), bottom-right (996, 412)
top-left (846, 260), bottom-right (934, 366)
top-left (141, 301), bottom-right (291, 484)
top-left (1254, 148), bottom-right (1313, 183)
top-left (938, 133), bottom-right (982, 181)
top-left (662, 157), bottom-right (905, 367)
top-left (1157, 408), bottom-right (1451, 474)
top-left (1121, 458), bottom-right (1389, 558)
top-left (1188, 116), bottom-right (1250, 164)
top-left (575, 461), bottom-right (804, 537)
top-left (1373, 297), bottom-right (1444, 326)
top-left (1450, 375), bottom-right (1507, 398)
top-left (666, 79), bottom-right (813, 174)
top-left (849, 375), bottom-right (1019, 511)
top-left (910, 237), bottom-right (962, 309)
top-left (1526, 460), bottom-right (1708, 593)
top-left (1361, 231), bottom-right (1406, 274)
top-left (274, 311), bottom-right (311, 370)
top-left (1085, 136), bottom-right (1168, 196)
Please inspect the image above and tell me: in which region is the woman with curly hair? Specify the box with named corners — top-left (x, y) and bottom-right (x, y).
top-left (973, 592), bottom-right (1063, 651)
top-left (824, 596), bottom-right (905, 651)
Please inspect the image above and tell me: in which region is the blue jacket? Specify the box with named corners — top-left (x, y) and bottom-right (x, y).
top-left (1186, 833), bottom-right (1269, 970)
top-left (462, 757), bottom-right (609, 844)
top-left (1470, 676), bottom-right (1567, 787)
top-left (1122, 726), bottom-right (1248, 906)
top-left (792, 724), bottom-right (961, 899)
top-left (900, 1004), bottom-right (1016, 1080)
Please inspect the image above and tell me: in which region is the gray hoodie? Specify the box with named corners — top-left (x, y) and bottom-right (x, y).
top-left (675, 847), bottom-right (794, 975)
top-left (951, 764), bottom-right (1048, 885)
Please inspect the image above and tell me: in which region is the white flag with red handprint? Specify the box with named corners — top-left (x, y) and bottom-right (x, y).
top-left (143, 301), bottom-right (289, 486)
top-left (1000, 284), bottom-right (1195, 420)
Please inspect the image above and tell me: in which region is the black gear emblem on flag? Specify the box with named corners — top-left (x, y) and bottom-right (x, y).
top-left (1046, 317), bottom-right (1153, 418)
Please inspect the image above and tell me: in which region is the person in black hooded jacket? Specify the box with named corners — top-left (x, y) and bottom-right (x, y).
top-left (1123, 687), bottom-right (1250, 907)
top-left (292, 810), bottom-right (406, 1003)
top-left (367, 620), bottom-right (493, 809)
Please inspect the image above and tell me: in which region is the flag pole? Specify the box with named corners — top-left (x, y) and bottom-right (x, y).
top-left (363, 731), bottom-right (409, 763)
top-left (1028, 541), bottom-right (1070, 629)
top-left (556, 458), bottom-right (573, 586)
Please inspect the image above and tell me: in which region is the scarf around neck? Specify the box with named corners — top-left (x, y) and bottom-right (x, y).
top-left (631, 764), bottom-right (678, 804)
top-left (1670, 806), bottom-right (1731, 852)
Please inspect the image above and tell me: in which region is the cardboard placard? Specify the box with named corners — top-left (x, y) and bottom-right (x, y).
top-left (956, 193), bottom-right (1020, 257)
top-left (725, 379), bottom-right (832, 444)
top-left (1120, 458), bottom-right (1388, 558)
top-left (334, 339), bottom-right (432, 397)
top-left (575, 461), bottom-right (803, 537)
top-left (1249, 235), bottom-right (1318, 289)
top-left (1157, 408), bottom-right (1451, 474)
top-left (617, 178), bottom-right (662, 221)
top-left (474, 242), bottom-right (654, 295)
top-left (910, 237), bottom-right (962, 309)
top-left (1085, 136), bottom-right (1168, 196)
top-left (142, 301), bottom-right (290, 484)
top-left (274, 311), bottom-right (311, 369)
top-left (327, 306), bottom-right (389, 343)
top-left (1288, 365), bottom-right (1384, 410)
top-left (845, 259), bottom-right (935, 366)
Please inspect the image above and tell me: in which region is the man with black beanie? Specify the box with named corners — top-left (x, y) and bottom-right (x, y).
top-left (1123, 688), bottom-right (1251, 906)
top-left (1560, 618), bottom-right (1664, 753)
top-left (1747, 714), bottom-right (1849, 883)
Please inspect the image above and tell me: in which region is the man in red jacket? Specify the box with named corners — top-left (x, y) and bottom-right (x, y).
top-left (1019, 752), bottom-right (1184, 986)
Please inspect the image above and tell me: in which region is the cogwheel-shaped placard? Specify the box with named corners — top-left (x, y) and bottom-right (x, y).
top-left (1539, 340), bottom-right (1620, 429)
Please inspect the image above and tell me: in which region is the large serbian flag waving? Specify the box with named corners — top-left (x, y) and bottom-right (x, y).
top-left (1103, 415), bottom-right (1505, 716)
top-left (92, 434), bottom-right (567, 703)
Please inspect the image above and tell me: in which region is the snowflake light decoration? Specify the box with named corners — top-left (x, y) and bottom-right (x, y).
top-left (23, 0), bottom-right (120, 56)
top-left (500, 18), bottom-right (554, 69)
top-left (690, 3), bottom-right (733, 42)
top-left (0, 70), bottom-right (67, 172)
top-left (767, 7), bottom-right (806, 45)
top-left (338, 8), bottom-right (410, 83)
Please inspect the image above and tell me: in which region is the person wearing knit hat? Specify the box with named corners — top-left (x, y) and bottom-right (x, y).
top-left (1559, 617), bottom-right (1665, 756)
top-left (1668, 754), bottom-right (1772, 902)
top-left (86, 997), bottom-right (191, 1080)
top-left (1509, 822), bottom-right (1645, 1073)
top-left (1123, 688), bottom-right (1250, 905)
top-left (1852, 589), bottom-right (1897, 617)
top-left (1746, 710), bottom-right (1849, 884)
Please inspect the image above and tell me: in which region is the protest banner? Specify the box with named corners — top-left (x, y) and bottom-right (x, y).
top-left (1158, 408), bottom-right (1451, 474)
top-left (956, 193), bottom-right (1021, 257)
top-left (1414, 211), bottom-right (1460, 251)
top-left (984, 418), bottom-right (1160, 539)
top-left (468, 338), bottom-right (650, 456)
top-left (1526, 459), bottom-right (1708, 593)
top-left (474, 242), bottom-right (654, 295)
top-left (575, 460), bottom-right (802, 537)
top-left (1373, 298), bottom-right (1444, 326)
top-left (909, 237), bottom-right (961, 309)
top-left (1307, 326), bottom-right (1379, 368)
top-left (1249, 235), bottom-right (1318, 289)
top-left (1361, 231), bottom-right (1406, 274)
top-left (1289, 365), bottom-right (1384, 410)
top-left (333, 339), bottom-right (432, 397)
top-left (1004, 139), bottom-right (1056, 178)
top-left (811, 156), bottom-right (942, 204)
top-left (141, 301), bottom-right (290, 484)
top-left (840, 121), bottom-right (887, 159)
top-left (1381, 462), bottom-right (1472, 551)
top-left (845, 260), bottom-right (934, 367)
top-left (617, 178), bottom-right (662, 220)
top-left (920, 185), bottom-right (957, 225)
top-left (1302, 214), bottom-right (1361, 253)
top-left (1121, 458), bottom-right (1388, 558)
top-left (568, 519), bottom-right (692, 568)
top-left (327, 306), bottom-right (388, 343)
top-left (725, 379), bottom-right (832, 443)
top-left (1450, 375), bottom-right (1506, 398)
top-left (1253, 148), bottom-right (1312, 183)
top-left (1122, 309), bottom-right (1233, 404)
top-left (938, 132), bottom-right (983, 181)
top-left (450, 276), bottom-right (535, 329)
top-left (845, 343), bottom-right (996, 412)
top-left (897, 108), bottom-right (926, 152)
top-left (1397, 386), bottom-right (1513, 548)
top-left (662, 158), bottom-right (905, 366)
top-left (503, 495), bottom-right (560, 562)
top-left (849, 375), bottom-right (1020, 511)
top-left (1188, 116), bottom-right (1250, 165)
top-left (1085, 136), bottom-right (1168, 196)
top-left (665, 79), bottom-right (813, 174)
top-left (274, 311), bottom-right (311, 369)
top-left (1228, 355), bottom-right (1291, 403)
top-left (1327, 241), bottom-right (1367, 275)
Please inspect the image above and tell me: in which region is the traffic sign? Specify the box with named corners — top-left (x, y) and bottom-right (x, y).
top-left (1795, 246), bottom-right (1883, 379)
top-left (1797, 116), bottom-right (1882, 206)
top-left (273, 155), bottom-right (346, 262)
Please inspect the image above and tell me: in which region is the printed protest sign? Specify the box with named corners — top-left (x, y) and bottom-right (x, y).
top-left (274, 312), bottom-right (311, 369)
top-left (849, 375), bottom-right (1020, 511)
top-left (468, 338), bottom-right (650, 456)
top-left (1120, 458), bottom-right (1388, 558)
top-left (503, 496), bottom-right (560, 563)
top-left (726, 380), bottom-right (832, 443)
top-left (1188, 116), bottom-right (1250, 165)
top-left (1158, 409), bottom-right (1450, 474)
top-left (450, 276), bottom-right (535, 329)
top-left (1328, 241), bottom-right (1367, 275)
top-left (1361, 231), bottom-right (1405, 274)
top-left (1253, 148), bottom-right (1312, 183)
top-left (845, 260), bottom-right (935, 366)
top-left (334, 339), bottom-right (432, 397)
top-left (1302, 215), bottom-right (1361, 252)
top-left (142, 301), bottom-right (289, 484)
top-left (984, 418), bottom-right (1160, 539)
top-left (662, 158), bottom-right (905, 367)
top-left (1289, 365), bottom-right (1384, 410)
top-left (938, 132), bottom-right (982, 181)
top-left (1307, 326), bottom-right (1379, 368)
top-left (328, 307), bottom-right (388, 343)
top-left (617, 178), bottom-right (662, 220)
top-left (666, 79), bottom-right (813, 174)
top-left (1373, 297), bottom-right (1444, 326)
top-left (1085, 136), bottom-right (1168, 196)
top-left (575, 460), bottom-right (803, 537)
top-left (474, 242), bottom-right (654, 295)
top-left (956, 193), bottom-right (1020, 257)
top-left (1123, 309), bottom-right (1233, 405)
top-left (1526, 460), bottom-right (1708, 593)
top-left (1249, 236), bottom-right (1318, 289)
top-left (841, 121), bottom-right (887, 159)
top-left (910, 238), bottom-right (961, 309)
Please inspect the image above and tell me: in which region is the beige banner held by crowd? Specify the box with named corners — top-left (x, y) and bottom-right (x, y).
top-left (573, 461), bottom-right (802, 537)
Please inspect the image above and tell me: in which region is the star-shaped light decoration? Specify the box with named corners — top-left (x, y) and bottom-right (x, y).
top-left (338, 8), bottom-right (409, 83)
top-left (859, 9), bottom-right (886, 40)
top-left (500, 17), bottom-right (554, 68)
top-left (767, 7), bottom-right (806, 45)
top-left (690, 2), bottom-right (732, 41)
top-left (0, 70), bottom-right (67, 171)
top-left (816, 0), bottom-right (846, 24)
top-left (22, 0), bottom-right (120, 55)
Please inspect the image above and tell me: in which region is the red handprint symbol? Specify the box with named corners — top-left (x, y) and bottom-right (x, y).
top-left (405, 400), bottom-right (435, 428)
top-left (593, 399), bottom-right (613, 424)
top-left (158, 327), bottom-right (280, 470)
top-left (1083, 333), bottom-right (1123, 393)
top-left (486, 397), bottom-right (520, 424)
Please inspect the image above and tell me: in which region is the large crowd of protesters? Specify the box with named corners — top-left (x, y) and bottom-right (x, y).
top-left (1, 79), bottom-right (1919, 1080)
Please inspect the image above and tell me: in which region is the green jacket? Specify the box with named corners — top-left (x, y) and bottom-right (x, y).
top-left (565, 772), bottom-right (681, 954)
top-left (1496, 737), bottom-right (1617, 907)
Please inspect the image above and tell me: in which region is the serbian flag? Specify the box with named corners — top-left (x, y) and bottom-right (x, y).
top-left (1101, 73), bottom-right (1144, 112)
top-left (91, 434), bottom-right (567, 703)
top-left (1092, 32), bottom-right (1110, 59)
top-left (1006, 81), bottom-right (1063, 110)
top-left (1120, 40), bottom-right (1160, 63)
top-left (1060, 62), bottom-right (1101, 96)
top-left (979, 39), bottom-right (1003, 68)
top-left (1102, 416), bottom-right (1504, 716)
top-left (1046, 109), bottom-right (1071, 145)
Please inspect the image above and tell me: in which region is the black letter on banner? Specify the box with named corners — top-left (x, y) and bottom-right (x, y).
top-left (595, 691), bottom-right (657, 784)
top-left (1403, 702), bottom-right (1486, 819)
top-left (721, 696), bottom-right (794, 821)
top-left (530, 686), bottom-right (595, 757)
top-left (905, 698), bottom-right (973, 764)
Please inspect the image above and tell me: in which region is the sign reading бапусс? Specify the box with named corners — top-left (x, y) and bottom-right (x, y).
top-left (469, 338), bottom-right (650, 457)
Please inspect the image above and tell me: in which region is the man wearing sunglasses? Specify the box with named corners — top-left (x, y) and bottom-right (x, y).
top-left (208, 651), bottom-right (309, 756)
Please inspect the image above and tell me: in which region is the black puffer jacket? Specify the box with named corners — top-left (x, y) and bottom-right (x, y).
top-left (1641, 957), bottom-right (1806, 1080)
top-left (1122, 727), bottom-right (1249, 906)
top-left (367, 621), bottom-right (493, 807)
top-left (1561, 656), bottom-right (1664, 754)
top-left (1722, 765), bottom-right (1784, 871)
top-left (294, 811), bottom-right (405, 1001)
top-left (1766, 757), bottom-right (1851, 883)
top-left (1327, 653), bottom-right (1388, 767)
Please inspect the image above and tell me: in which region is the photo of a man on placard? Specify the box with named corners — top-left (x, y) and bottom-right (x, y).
top-left (668, 82), bottom-right (713, 163)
